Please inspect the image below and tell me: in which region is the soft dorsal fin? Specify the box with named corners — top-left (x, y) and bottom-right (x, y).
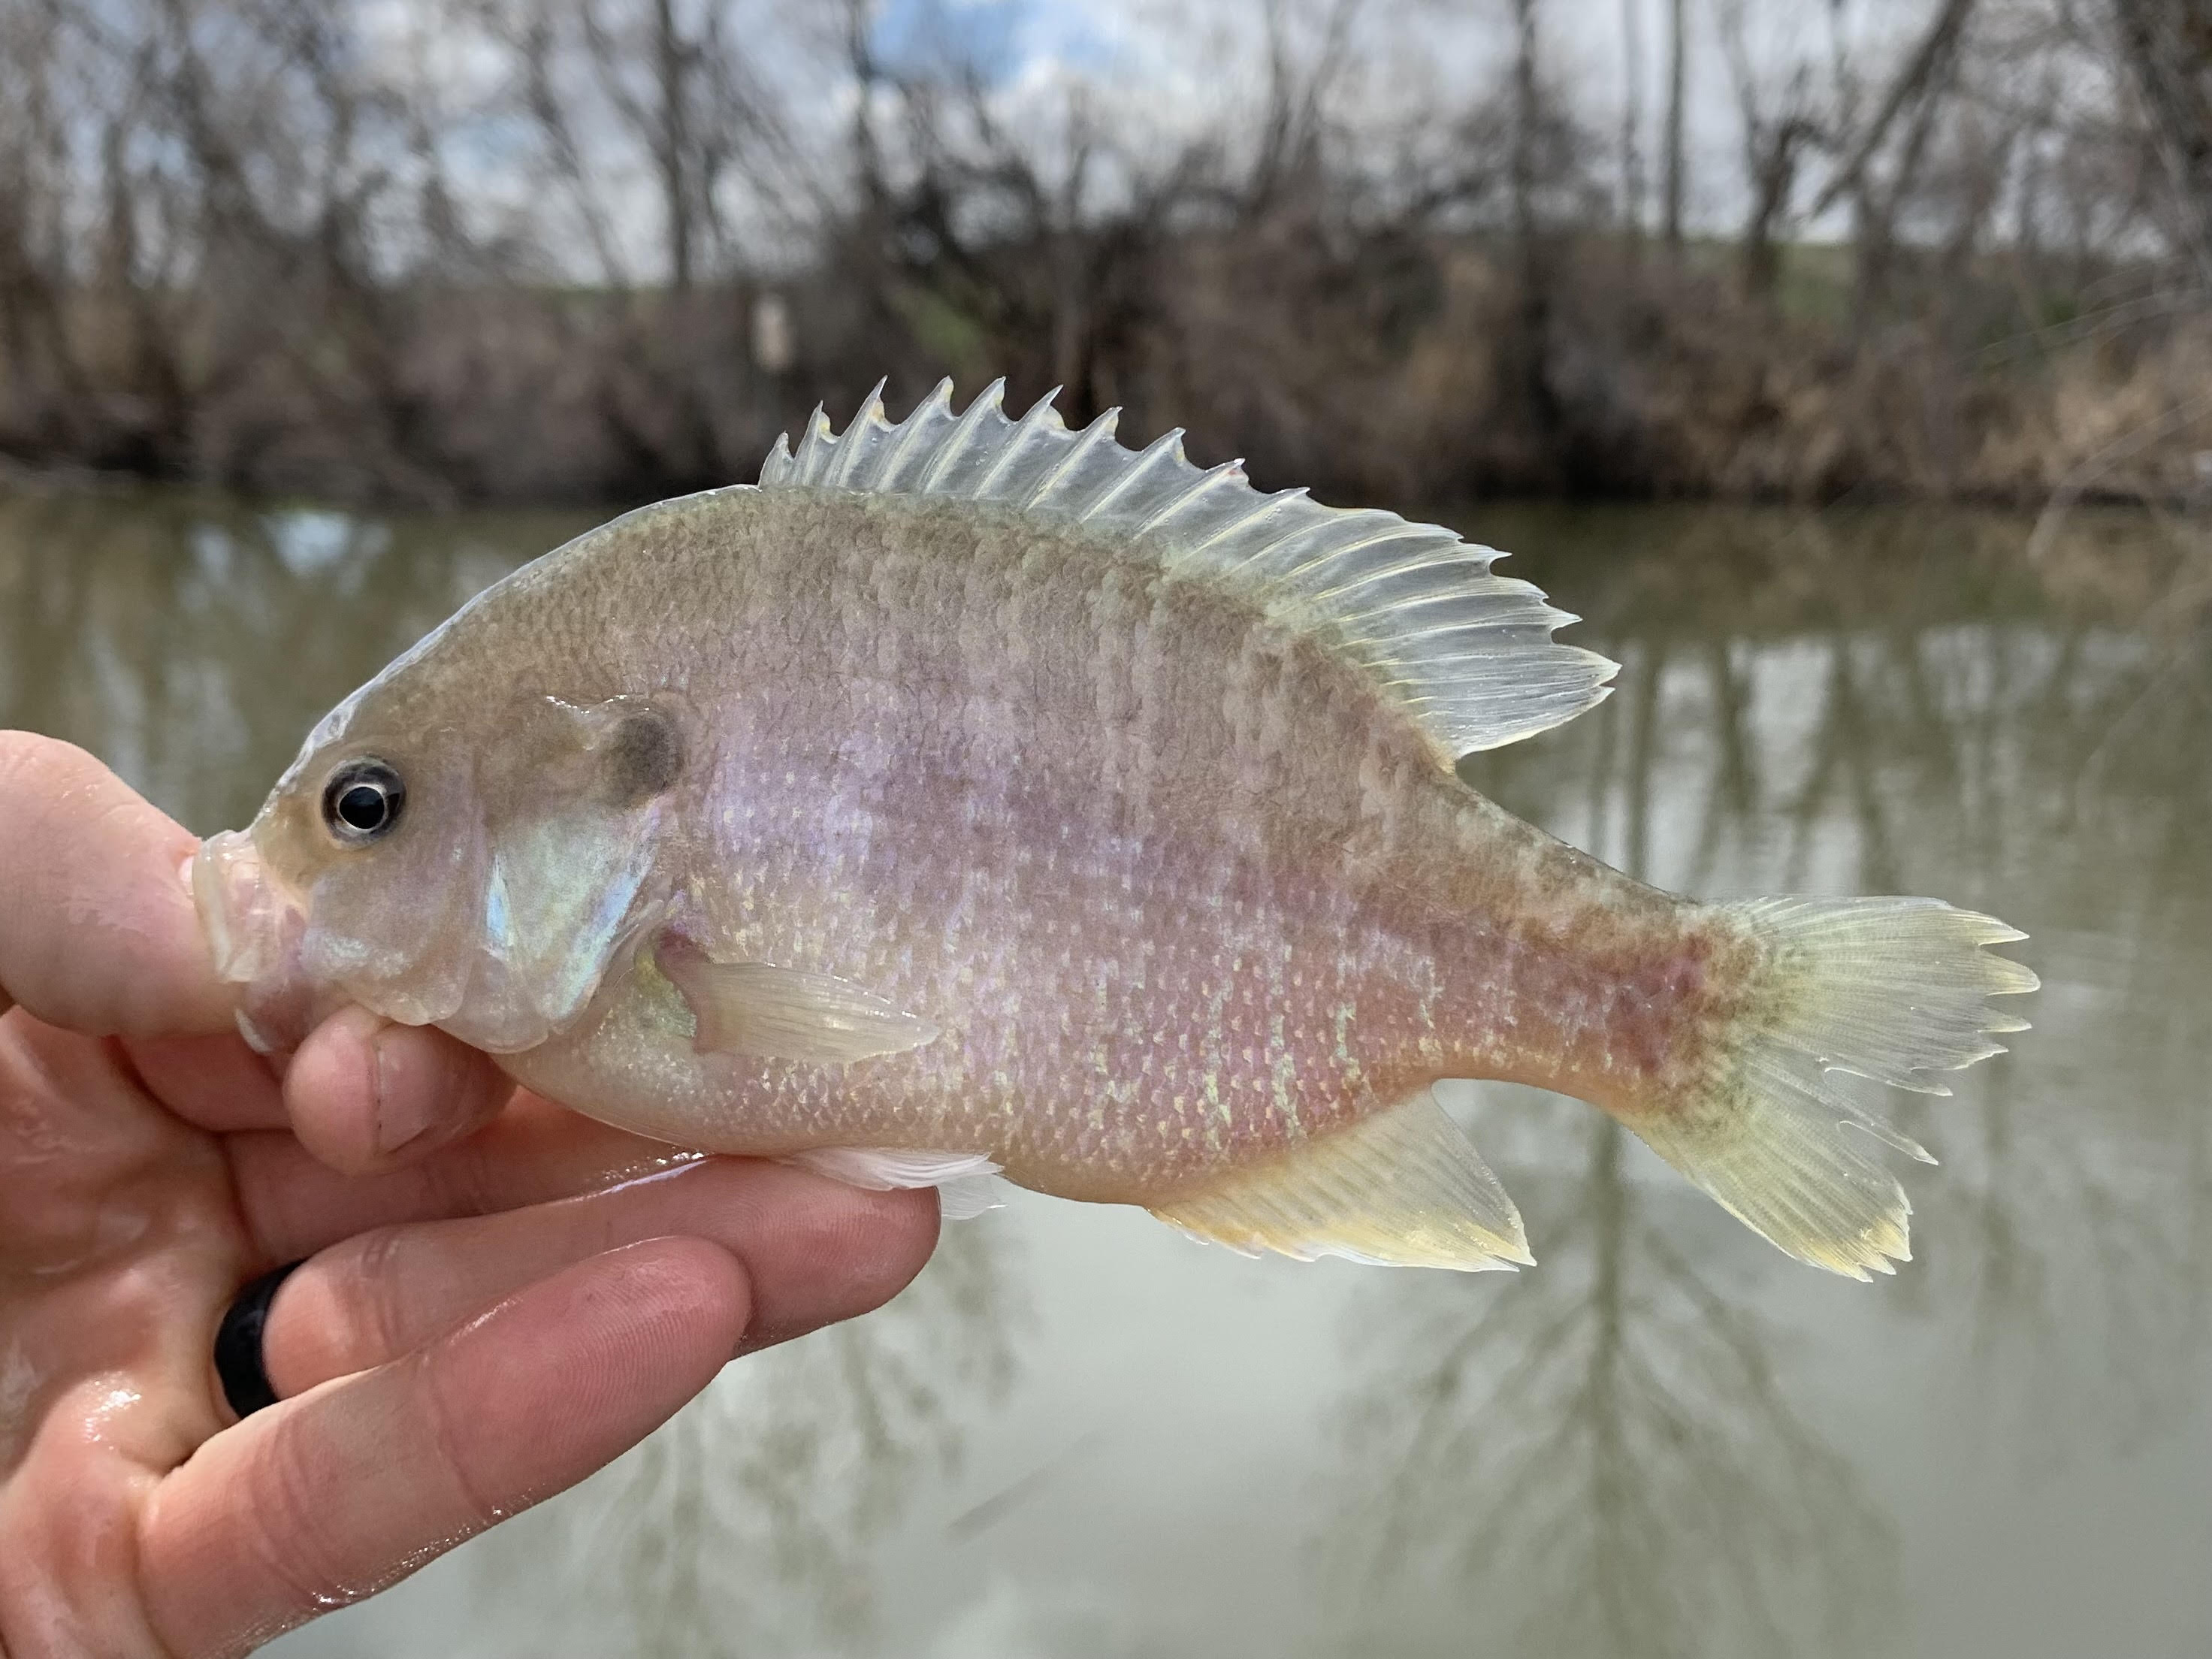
top-left (759, 379), bottom-right (1618, 761)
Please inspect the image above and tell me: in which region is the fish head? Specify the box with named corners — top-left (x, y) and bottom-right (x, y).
top-left (193, 675), bottom-right (687, 1056)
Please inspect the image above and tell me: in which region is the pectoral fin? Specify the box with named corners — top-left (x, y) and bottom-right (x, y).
top-left (1150, 1089), bottom-right (1532, 1271)
top-left (657, 937), bottom-right (941, 1062)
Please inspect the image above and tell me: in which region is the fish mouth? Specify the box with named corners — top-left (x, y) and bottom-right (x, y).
top-left (190, 828), bottom-right (326, 1055)
top-left (189, 823), bottom-right (660, 1059)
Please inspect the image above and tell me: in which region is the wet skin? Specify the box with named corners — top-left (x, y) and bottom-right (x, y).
top-left (0, 733), bottom-right (939, 1659)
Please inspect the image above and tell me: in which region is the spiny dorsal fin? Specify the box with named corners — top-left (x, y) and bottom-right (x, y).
top-left (760, 379), bottom-right (1618, 761)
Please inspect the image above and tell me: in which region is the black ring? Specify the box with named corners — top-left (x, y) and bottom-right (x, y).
top-left (214, 1259), bottom-right (304, 1419)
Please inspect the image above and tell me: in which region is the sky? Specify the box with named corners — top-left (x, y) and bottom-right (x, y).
top-left (859, 0), bottom-right (1945, 234)
top-left (334, 0), bottom-right (1965, 280)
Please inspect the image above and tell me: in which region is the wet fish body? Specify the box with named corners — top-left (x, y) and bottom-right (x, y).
top-left (195, 383), bottom-right (2035, 1277)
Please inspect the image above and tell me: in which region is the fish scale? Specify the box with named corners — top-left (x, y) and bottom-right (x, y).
top-left (191, 381), bottom-right (2037, 1279)
top-left (597, 495), bottom-right (1518, 1186)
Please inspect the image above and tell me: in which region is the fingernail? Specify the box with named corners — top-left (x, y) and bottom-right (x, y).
top-left (370, 1024), bottom-right (438, 1156)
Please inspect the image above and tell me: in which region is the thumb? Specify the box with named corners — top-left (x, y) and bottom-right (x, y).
top-left (0, 733), bottom-right (234, 1037)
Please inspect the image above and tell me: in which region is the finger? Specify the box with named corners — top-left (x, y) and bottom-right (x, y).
top-left (228, 1091), bottom-right (706, 1263)
top-left (140, 1238), bottom-right (749, 1659)
top-left (0, 733), bottom-right (233, 1037)
top-left (120, 1031), bottom-right (289, 1132)
top-left (261, 1157), bottom-right (938, 1396)
top-left (281, 1006), bottom-right (514, 1174)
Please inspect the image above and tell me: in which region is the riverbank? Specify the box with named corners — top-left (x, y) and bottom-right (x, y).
top-left (6, 241), bottom-right (2210, 515)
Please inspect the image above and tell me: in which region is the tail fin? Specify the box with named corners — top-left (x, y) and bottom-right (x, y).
top-left (1623, 897), bottom-right (2038, 1280)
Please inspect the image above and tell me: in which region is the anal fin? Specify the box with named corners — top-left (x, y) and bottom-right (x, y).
top-left (1149, 1089), bottom-right (1531, 1271)
top-left (781, 1147), bottom-right (1005, 1219)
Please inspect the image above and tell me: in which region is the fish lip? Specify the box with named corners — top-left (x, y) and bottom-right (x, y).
top-left (189, 826), bottom-right (671, 1060)
top-left (190, 827), bottom-right (320, 1054)
top-left (191, 829), bottom-right (303, 984)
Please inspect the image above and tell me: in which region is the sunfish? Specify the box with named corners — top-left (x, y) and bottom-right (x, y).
top-left (193, 381), bottom-right (2035, 1278)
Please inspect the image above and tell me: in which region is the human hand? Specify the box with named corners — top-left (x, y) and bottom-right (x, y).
top-left (0, 733), bottom-right (939, 1657)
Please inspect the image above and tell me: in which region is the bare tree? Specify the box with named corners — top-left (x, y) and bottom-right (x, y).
top-left (3, 0), bottom-right (2211, 509)
top-left (1803, 0), bottom-right (1978, 324)
top-left (1719, 1), bottom-right (1823, 301)
top-left (1663, 0), bottom-right (1688, 248)
top-left (1507, 0), bottom-right (1561, 459)
top-left (1620, 0), bottom-right (1648, 244)
top-left (2109, 0), bottom-right (2212, 281)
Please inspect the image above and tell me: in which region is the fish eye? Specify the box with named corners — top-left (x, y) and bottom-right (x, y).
top-left (321, 758), bottom-right (406, 845)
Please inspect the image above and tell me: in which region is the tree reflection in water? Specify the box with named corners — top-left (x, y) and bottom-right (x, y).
top-left (1328, 506), bottom-right (2212, 1657)
top-left (464, 1222), bottom-right (1019, 1657)
top-left (0, 485), bottom-right (589, 831)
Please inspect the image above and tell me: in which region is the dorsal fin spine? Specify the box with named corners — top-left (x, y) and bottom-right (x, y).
top-left (1180, 488), bottom-right (1305, 559)
top-left (1018, 407), bottom-right (1120, 509)
top-left (1277, 527), bottom-right (1438, 593)
top-left (914, 377), bottom-right (1005, 494)
top-left (1307, 552), bottom-right (1473, 606)
top-left (1210, 515), bottom-right (1343, 583)
top-left (825, 379), bottom-right (890, 490)
top-left (1078, 428), bottom-right (1185, 522)
top-left (869, 376), bottom-right (951, 492)
top-left (790, 405), bottom-right (831, 479)
top-left (971, 388), bottom-right (1064, 497)
top-left (757, 382), bottom-right (1619, 761)
top-left (1129, 461), bottom-right (1244, 539)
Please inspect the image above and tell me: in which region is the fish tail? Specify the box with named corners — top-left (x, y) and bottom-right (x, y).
top-left (1616, 896), bottom-right (2038, 1279)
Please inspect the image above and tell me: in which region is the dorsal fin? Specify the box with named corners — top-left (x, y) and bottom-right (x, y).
top-left (760, 379), bottom-right (1617, 760)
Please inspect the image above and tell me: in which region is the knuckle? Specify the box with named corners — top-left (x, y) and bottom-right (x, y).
top-left (244, 1405), bottom-right (373, 1614)
top-left (349, 1225), bottom-right (417, 1368)
top-left (288, 1227), bottom-right (413, 1384)
top-left (416, 1347), bottom-right (506, 1534)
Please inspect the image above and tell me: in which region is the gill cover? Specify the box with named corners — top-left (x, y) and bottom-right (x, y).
top-left (201, 693), bottom-right (684, 1055)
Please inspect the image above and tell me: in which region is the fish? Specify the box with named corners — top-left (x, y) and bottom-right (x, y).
top-left (191, 380), bottom-right (2037, 1278)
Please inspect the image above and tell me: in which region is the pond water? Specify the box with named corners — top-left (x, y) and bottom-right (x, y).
top-left (4, 486), bottom-right (2207, 1658)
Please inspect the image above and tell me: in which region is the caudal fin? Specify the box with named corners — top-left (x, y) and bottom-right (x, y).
top-left (1622, 896), bottom-right (2038, 1280)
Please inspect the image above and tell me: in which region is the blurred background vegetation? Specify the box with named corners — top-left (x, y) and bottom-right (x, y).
top-left (1, 0), bottom-right (2210, 509)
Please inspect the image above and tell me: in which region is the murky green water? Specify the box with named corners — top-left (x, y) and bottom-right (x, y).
top-left (5, 486), bottom-right (2208, 1658)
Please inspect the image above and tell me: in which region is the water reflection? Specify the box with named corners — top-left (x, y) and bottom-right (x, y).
top-left (1328, 506), bottom-right (2212, 1657)
top-left (464, 1223), bottom-right (1020, 1657)
top-left (0, 486), bottom-right (589, 831)
top-left (1332, 1108), bottom-right (1896, 1659)
top-left (5, 487), bottom-right (2209, 1655)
